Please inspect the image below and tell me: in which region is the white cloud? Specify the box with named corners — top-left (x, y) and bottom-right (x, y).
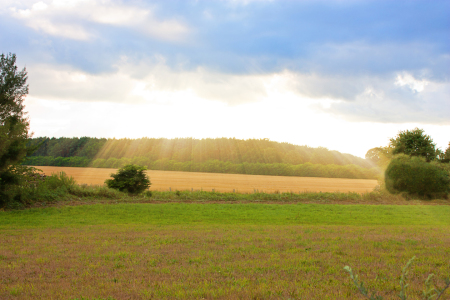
top-left (395, 72), bottom-right (429, 92)
top-left (265, 70), bottom-right (450, 124)
top-left (8, 0), bottom-right (190, 42)
top-left (26, 57), bottom-right (450, 125)
top-left (27, 63), bottom-right (142, 103)
top-left (322, 75), bottom-right (450, 124)
top-left (10, 1), bottom-right (93, 40)
top-left (27, 59), bottom-right (272, 105)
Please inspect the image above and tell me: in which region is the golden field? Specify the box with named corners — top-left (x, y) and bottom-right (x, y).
top-left (35, 166), bottom-right (378, 193)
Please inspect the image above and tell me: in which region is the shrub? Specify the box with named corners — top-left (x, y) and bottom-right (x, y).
top-left (105, 164), bottom-right (150, 194)
top-left (142, 190), bottom-right (152, 198)
top-left (0, 166), bottom-right (23, 208)
top-left (68, 184), bottom-right (124, 199)
top-left (24, 171), bottom-right (76, 202)
top-left (0, 169), bottom-right (78, 208)
top-left (385, 155), bottom-right (450, 199)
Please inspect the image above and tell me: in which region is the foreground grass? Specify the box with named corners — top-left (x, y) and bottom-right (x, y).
top-left (1, 203), bottom-right (450, 228)
top-left (1, 204), bottom-right (449, 299)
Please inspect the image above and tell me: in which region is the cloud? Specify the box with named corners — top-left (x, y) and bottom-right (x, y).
top-left (26, 59), bottom-right (270, 105)
top-left (5, 0), bottom-right (449, 125)
top-left (10, 1), bottom-right (92, 40)
top-left (26, 55), bottom-right (450, 125)
top-left (27, 63), bottom-right (141, 103)
top-left (312, 73), bottom-right (450, 124)
top-left (8, 0), bottom-right (190, 42)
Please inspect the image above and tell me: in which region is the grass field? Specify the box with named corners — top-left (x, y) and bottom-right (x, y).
top-left (1, 204), bottom-right (449, 299)
top-left (34, 166), bottom-right (379, 194)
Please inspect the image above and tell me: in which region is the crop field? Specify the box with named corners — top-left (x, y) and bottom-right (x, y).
top-left (35, 166), bottom-right (378, 194)
top-left (1, 204), bottom-right (450, 300)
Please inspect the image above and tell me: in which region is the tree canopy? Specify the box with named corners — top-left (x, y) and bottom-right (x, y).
top-left (365, 146), bottom-right (392, 168)
top-left (441, 142), bottom-right (450, 163)
top-left (0, 53), bottom-right (30, 171)
top-left (0, 53), bottom-right (28, 121)
top-left (0, 53), bottom-right (31, 203)
top-left (389, 128), bottom-right (437, 161)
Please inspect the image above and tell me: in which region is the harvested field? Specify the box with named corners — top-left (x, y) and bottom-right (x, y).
top-left (34, 166), bottom-right (378, 193)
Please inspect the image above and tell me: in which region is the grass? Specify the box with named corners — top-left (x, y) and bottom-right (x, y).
top-left (1, 203), bottom-right (450, 228)
top-left (1, 203), bottom-right (450, 299)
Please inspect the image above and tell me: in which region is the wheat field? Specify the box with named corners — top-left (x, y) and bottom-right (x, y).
top-left (34, 166), bottom-right (378, 193)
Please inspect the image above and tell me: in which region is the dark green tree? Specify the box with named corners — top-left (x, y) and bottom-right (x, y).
top-left (385, 155), bottom-right (449, 199)
top-left (440, 142), bottom-right (450, 163)
top-left (0, 53), bottom-right (30, 170)
top-left (389, 128), bottom-right (437, 161)
top-left (105, 164), bottom-right (151, 194)
top-left (0, 53), bottom-right (32, 205)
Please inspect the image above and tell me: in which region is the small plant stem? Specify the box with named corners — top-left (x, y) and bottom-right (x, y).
top-left (436, 280), bottom-right (450, 300)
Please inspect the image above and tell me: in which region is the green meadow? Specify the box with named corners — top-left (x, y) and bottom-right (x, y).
top-left (1, 203), bottom-right (450, 228)
top-left (1, 203), bottom-right (450, 299)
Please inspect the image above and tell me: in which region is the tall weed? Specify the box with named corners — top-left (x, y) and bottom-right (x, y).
top-left (344, 257), bottom-right (450, 299)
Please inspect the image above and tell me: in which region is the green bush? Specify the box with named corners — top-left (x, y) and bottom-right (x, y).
top-left (105, 164), bottom-right (151, 194)
top-left (385, 155), bottom-right (450, 199)
top-left (142, 190), bottom-right (153, 198)
top-left (22, 171), bottom-right (76, 202)
top-left (0, 167), bottom-right (23, 208)
top-left (68, 184), bottom-right (124, 199)
top-left (0, 169), bottom-right (77, 208)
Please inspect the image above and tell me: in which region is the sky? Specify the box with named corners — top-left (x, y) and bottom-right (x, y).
top-left (1, 0), bottom-right (449, 158)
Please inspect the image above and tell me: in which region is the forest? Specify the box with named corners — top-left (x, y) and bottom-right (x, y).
top-left (24, 137), bottom-right (380, 179)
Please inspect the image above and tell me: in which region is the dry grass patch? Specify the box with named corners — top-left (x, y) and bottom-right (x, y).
top-left (34, 166), bottom-right (378, 194)
top-left (1, 225), bottom-right (449, 299)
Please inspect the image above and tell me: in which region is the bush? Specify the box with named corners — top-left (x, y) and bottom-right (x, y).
top-left (0, 166), bottom-right (23, 208)
top-left (142, 190), bottom-right (152, 198)
top-left (23, 171), bottom-right (76, 202)
top-left (0, 169), bottom-right (78, 208)
top-left (68, 184), bottom-right (124, 199)
top-left (105, 164), bottom-right (151, 194)
top-left (385, 155), bottom-right (450, 199)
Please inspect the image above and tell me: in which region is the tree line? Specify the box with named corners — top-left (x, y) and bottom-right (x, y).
top-left (26, 136), bottom-right (375, 167)
top-left (23, 136), bottom-right (381, 179)
top-left (24, 156), bottom-right (379, 179)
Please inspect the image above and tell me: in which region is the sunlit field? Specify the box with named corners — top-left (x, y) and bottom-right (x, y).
top-left (35, 166), bottom-right (378, 194)
top-left (1, 204), bottom-right (449, 299)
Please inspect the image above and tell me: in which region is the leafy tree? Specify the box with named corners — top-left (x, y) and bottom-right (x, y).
top-left (0, 53), bottom-right (32, 205)
top-left (283, 150), bottom-right (304, 165)
top-left (440, 142), bottom-right (450, 163)
top-left (389, 128), bottom-right (437, 161)
top-left (105, 164), bottom-right (151, 194)
top-left (0, 53), bottom-right (30, 170)
top-left (365, 146), bottom-right (392, 168)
